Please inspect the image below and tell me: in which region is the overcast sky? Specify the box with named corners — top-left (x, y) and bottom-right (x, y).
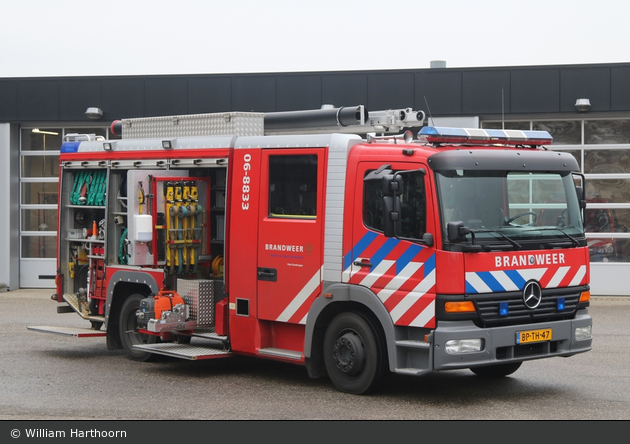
top-left (1, 0), bottom-right (627, 78)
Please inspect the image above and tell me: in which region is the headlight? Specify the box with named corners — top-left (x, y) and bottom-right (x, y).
top-left (445, 338), bottom-right (484, 354)
top-left (575, 326), bottom-right (592, 341)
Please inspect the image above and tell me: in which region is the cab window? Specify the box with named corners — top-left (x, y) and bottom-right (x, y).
top-left (269, 154), bottom-right (318, 218)
top-left (363, 169), bottom-right (426, 239)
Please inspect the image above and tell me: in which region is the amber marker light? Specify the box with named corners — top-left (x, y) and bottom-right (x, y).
top-left (579, 291), bottom-right (591, 303)
top-left (444, 301), bottom-right (476, 313)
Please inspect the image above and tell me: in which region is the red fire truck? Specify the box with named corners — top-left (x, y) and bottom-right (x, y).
top-left (29, 106), bottom-right (593, 394)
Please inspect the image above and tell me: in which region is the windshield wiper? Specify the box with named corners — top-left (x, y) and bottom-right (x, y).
top-left (470, 228), bottom-right (522, 250)
top-left (524, 226), bottom-right (582, 248)
top-left (556, 228), bottom-right (581, 247)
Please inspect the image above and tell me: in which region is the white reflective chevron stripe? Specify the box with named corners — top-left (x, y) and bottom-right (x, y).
top-left (390, 268), bottom-right (436, 323)
top-left (276, 266), bottom-right (322, 323)
top-left (466, 267), bottom-right (548, 293)
top-left (465, 272), bottom-right (493, 293)
top-left (376, 261), bottom-right (423, 303)
top-left (569, 265), bottom-right (587, 286)
top-left (516, 268), bottom-right (547, 283)
top-left (410, 299), bottom-right (436, 327)
top-left (547, 266), bottom-right (571, 288)
top-left (490, 271), bottom-right (521, 291)
top-left (359, 259), bottom-right (395, 288)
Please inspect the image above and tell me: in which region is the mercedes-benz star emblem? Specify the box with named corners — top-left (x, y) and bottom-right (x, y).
top-left (523, 281), bottom-right (542, 309)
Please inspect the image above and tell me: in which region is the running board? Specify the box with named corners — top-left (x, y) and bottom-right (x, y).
top-left (258, 347), bottom-right (303, 361)
top-left (133, 343), bottom-right (234, 360)
top-left (27, 325), bottom-right (106, 338)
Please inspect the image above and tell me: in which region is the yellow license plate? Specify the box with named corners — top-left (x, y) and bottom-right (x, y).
top-left (516, 328), bottom-right (552, 344)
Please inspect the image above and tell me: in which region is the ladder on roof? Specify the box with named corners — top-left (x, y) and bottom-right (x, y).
top-left (113, 105), bottom-right (426, 139)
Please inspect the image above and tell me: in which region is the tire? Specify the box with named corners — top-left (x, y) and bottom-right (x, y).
top-left (470, 362), bottom-right (522, 378)
top-left (90, 320), bottom-right (103, 331)
top-left (323, 312), bottom-right (388, 395)
top-left (119, 293), bottom-right (158, 362)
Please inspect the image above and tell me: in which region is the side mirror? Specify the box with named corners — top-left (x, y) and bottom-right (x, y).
top-left (422, 232), bottom-right (434, 247)
top-left (383, 195), bottom-right (402, 237)
top-left (447, 221), bottom-right (470, 243)
top-left (575, 186), bottom-right (586, 210)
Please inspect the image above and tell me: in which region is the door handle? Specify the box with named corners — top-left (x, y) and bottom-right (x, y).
top-left (257, 267), bottom-right (277, 282)
top-left (353, 259), bottom-right (372, 268)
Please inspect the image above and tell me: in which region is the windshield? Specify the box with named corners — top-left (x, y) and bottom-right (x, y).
top-left (436, 170), bottom-right (584, 249)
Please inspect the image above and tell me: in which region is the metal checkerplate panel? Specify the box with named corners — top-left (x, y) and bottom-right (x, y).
top-left (121, 112), bottom-right (264, 139)
top-left (177, 279), bottom-right (215, 327)
top-left (132, 343), bottom-right (232, 360)
top-left (27, 326), bottom-right (106, 337)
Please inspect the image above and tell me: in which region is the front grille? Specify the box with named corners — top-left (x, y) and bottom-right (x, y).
top-left (470, 288), bottom-right (582, 327)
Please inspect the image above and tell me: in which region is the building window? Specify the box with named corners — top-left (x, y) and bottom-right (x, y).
top-left (585, 119), bottom-right (630, 144)
top-left (19, 126), bottom-right (110, 266)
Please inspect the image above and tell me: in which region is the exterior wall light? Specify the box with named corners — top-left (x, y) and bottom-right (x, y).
top-left (85, 107), bottom-right (104, 120)
top-left (575, 98), bottom-right (591, 112)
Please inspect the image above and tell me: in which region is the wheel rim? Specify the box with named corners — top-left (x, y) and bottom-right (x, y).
top-left (332, 331), bottom-right (365, 375)
top-left (124, 308), bottom-right (149, 346)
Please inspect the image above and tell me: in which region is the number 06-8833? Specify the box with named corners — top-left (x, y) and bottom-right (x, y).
top-left (242, 153), bottom-right (251, 210)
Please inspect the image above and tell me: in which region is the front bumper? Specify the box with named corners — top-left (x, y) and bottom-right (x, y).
top-left (432, 309), bottom-right (592, 370)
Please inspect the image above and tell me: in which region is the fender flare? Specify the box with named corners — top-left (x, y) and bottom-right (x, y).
top-left (104, 270), bottom-right (160, 326)
top-left (304, 282), bottom-right (397, 372)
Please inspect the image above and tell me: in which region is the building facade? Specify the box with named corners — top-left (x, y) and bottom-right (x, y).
top-left (1, 62), bottom-right (630, 294)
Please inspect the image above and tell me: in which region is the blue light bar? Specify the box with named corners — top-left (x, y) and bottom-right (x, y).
top-left (418, 126), bottom-right (553, 146)
top-left (60, 141), bottom-right (80, 153)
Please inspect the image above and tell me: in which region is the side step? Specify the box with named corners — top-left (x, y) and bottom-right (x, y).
top-left (258, 347), bottom-right (303, 361)
top-left (394, 339), bottom-right (432, 376)
top-left (395, 367), bottom-right (431, 376)
top-left (132, 343), bottom-right (234, 360)
top-left (27, 325), bottom-right (106, 338)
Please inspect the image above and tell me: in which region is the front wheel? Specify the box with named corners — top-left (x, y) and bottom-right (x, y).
top-left (119, 293), bottom-right (158, 362)
top-left (470, 362), bottom-right (522, 377)
top-left (323, 312), bottom-right (388, 395)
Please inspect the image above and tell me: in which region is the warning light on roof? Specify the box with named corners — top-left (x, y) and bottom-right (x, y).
top-left (418, 126), bottom-right (553, 146)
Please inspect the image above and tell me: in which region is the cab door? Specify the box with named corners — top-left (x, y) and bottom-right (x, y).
top-left (257, 149), bottom-right (325, 323)
top-left (345, 161), bottom-right (438, 328)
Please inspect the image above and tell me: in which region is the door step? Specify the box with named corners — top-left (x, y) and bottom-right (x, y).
top-left (62, 293), bottom-right (104, 323)
top-left (27, 325), bottom-right (106, 338)
top-left (133, 343), bottom-right (234, 360)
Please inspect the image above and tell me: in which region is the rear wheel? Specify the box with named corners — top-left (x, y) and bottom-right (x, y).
top-left (470, 362), bottom-right (522, 377)
top-left (119, 293), bottom-right (158, 362)
top-left (323, 312), bottom-right (388, 395)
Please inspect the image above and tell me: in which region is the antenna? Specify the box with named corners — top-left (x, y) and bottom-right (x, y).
top-left (423, 96), bottom-right (434, 127)
top-left (501, 88), bottom-right (505, 130)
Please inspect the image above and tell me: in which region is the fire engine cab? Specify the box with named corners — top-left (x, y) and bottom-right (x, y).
top-left (28, 106), bottom-right (593, 394)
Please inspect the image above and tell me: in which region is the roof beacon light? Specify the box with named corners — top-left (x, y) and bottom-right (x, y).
top-left (419, 126), bottom-right (553, 146)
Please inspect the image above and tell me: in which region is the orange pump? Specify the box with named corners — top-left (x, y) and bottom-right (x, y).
top-left (152, 289), bottom-right (185, 320)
